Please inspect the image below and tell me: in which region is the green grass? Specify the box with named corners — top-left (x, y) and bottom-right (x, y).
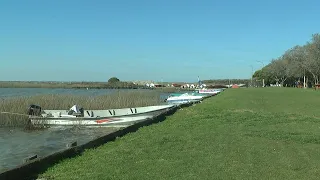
top-left (39, 88), bottom-right (320, 179)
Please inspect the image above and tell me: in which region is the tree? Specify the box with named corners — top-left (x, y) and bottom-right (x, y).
top-left (108, 77), bottom-right (120, 83)
top-left (265, 58), bottom-right (291, 86)
top-left (282, 46), bottom-right (303, 78)
top-left (252, 65), bottom-right (274, 86)
top-left (252, 69), bottom-right (263, 79)
top-left (305, 34), bottom-right (320, 85)
top-left (257, 33), bottom-right (320, 87)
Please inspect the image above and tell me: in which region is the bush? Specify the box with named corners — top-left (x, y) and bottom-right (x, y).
top-left (108, 77), bottom-right (120, 83)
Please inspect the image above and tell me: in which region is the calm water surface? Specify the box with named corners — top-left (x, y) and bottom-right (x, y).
top-left (0, 88), bottom-right (146, 98)
top-left (0, 88), bottom-right (171, 172)
top-left (0, 127), bottom-right (119, 172)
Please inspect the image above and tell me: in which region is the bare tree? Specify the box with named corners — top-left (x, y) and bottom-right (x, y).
top-left (283, 46), bottom-right (305, 78)
top-left (266, 58), bottom-right (290, 86)
top-left (256, 33), bottom-right (320, 87)
top-left (305, 34), bottom-right (320, 85)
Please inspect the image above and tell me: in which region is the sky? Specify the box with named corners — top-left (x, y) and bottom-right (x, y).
top-left (0, 0), bottom-right (319, 82)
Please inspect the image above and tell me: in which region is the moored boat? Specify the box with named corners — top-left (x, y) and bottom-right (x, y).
top-left (28, 104), bottom-right (175, 127)
top-left (165, 93), bottom-right (204, 104)
top-left (169, 92), bottom-right (210, 97)
top-left (198, 88), bottom-right (223, 95)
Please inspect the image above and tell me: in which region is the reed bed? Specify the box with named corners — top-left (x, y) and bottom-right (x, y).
top-left (0, 81), bottom-right (79, 88)
top-left (0, 91), bottom-right (162, 127)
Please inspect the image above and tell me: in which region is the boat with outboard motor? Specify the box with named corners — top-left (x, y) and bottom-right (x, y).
top-left (27, 104), bottom-right (175, 127)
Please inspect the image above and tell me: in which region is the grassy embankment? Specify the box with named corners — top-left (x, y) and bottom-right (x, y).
top-left (39, 88), bottom-right (320, 179)
top-left (0, 91), bottom-right (162, 127)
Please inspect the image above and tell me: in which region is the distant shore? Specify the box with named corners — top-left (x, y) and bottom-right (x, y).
top-left (0, 81), bottom-right (191, 92)
top-left (0, 81), bottom-right (145, 89)
top-left (0, 79), bottom-right (246, 89)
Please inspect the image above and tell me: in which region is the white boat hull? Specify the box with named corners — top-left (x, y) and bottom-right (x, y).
top-left (198, 89), bottom-right (221, 94)
top-left (166, 99), bottom-right (201, 104)
top-left (28, 104), bottom-right (175, 127)
top-left (165, 93), bottom-right (204, 104)
top-left (30, 115), bottom-right (153, 127)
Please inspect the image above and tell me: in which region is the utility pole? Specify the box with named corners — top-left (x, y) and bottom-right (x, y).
top-left (303, 69), bottom-right (306, 89)
top-left (250, 65), bottom-right (253, 87)
top-left (257, 61), bottom-right (265, 87)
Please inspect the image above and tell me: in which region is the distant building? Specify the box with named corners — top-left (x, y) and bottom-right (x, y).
top-left (171, 83), bottom-right (181, 87)
top-left (232, 84), bottom-right (239, 88)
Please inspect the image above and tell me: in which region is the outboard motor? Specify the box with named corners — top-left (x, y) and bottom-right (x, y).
top-left (27, 104), bottom-right (42, 116)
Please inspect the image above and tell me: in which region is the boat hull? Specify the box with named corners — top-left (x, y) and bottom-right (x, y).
top-left (28, 104), bottom-right (176, 127)
top-left (165, 93), bottom-right (204, 105)
top-left (42, 105), bottom-right (174, 118)
top-left (166, 99), bottom-right (201, 104)
top-left (30, 115), bottom-right (153, 127)
top-left (198, 89), bottom-right (221, 94)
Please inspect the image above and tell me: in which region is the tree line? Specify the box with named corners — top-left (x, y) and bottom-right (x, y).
top-left (253, 33), bottom-right (320, 87)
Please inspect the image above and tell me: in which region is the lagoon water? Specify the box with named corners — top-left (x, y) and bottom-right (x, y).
top-left (0, 88), bottom-right (141, 98)
top-left (0, 88), bottom-right (171, 172)
top-left (0, 126), bottom-right (119, 172)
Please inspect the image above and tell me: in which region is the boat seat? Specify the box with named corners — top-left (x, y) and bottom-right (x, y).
top-left (73, 113), bottom-right (83, 117)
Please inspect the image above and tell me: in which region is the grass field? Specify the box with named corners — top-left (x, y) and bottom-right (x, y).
top-left (39, 88), bottom-right (320, 179)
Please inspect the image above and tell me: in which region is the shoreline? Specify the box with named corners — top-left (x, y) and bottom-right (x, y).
top-left (30, 88), bottom-right (320, 179)
top-left (0, 101), bottom-right (200, 180)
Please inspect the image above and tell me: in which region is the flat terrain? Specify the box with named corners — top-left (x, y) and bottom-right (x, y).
top-left (40, 88), bottom-right (320, 180)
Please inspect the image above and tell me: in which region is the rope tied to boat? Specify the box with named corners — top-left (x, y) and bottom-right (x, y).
top-left (0, 112), bottom-right (30, 116)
